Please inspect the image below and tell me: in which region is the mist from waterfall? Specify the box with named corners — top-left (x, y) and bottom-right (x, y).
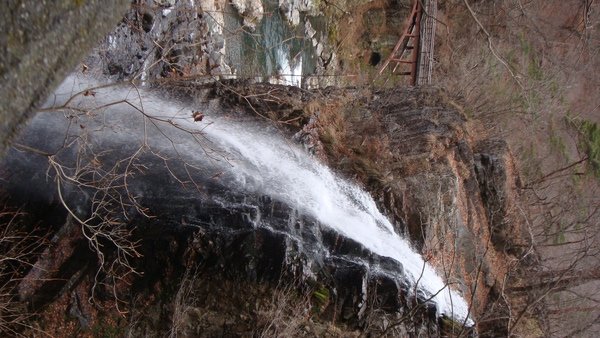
top-left (45, 75), bottom-right (473, 325)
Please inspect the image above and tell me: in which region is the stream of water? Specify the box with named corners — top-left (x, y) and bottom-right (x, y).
top-left (46, 75), bottom-right (473, 325)
top-left (204, 0), bottom-right (319, 87)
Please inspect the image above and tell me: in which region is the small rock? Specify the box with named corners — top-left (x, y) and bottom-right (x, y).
top-left (315, 42), bottom-right (323, 57)
top-left (230, 0), bottom-right (264, 30)
top-left (305, 20), bottom-right (316, 39)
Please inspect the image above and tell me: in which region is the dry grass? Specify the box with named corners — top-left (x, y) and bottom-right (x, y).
top-left (168, 267), bottom-right (200, 338)
top-left (255, 280), bottom-right (312, 337)
top-left (0, 207), bottom-right (47, 336)
top-left (433, 1), bottom-right (600, 336)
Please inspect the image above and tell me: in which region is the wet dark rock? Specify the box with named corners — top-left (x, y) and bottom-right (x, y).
top-left (0, 104), bottom-right (443, 334)
top-left (368, 274), bottom-right (403, 312)
top-left (330, 258), bottom-right (369, 321)
top-left (474, 139), bottom-right (525, 254)
top-left (141, 12), bottom-right (155, 33)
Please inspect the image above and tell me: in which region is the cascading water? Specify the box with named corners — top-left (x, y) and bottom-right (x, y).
top-left (219, 0), bottom-right (314, 87)
top-left (39, 75), bottom-right (473, 325)
top-left (207, 121), bottom-right (473, 325)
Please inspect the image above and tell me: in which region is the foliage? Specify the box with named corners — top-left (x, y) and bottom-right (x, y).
top-left (578, 119), bottom-right (600, 177)
top-left (311, 286), bottom-right (329, 313)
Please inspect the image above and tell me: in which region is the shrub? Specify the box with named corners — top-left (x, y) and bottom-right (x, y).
top-left (579, 120), bottom-right (600, 177)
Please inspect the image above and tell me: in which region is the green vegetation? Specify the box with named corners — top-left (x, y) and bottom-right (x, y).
top-left (312, 286), bottom-right (330, 313)
top-left (312, 287), bottom-right (329, 305)
top-left (578, 119), bottom-right (600, 177)
top-left (548, 123), bottom-right (569, 162)
top-left (553, 222), bottom-right (566, 245)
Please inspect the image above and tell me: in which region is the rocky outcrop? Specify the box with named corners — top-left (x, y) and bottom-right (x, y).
top-left (0, 82), bottom-right (482, 336)
top-left (0, 0), bottom-right (129, 154)
top-left (231, 0), bottom-right (264, 29)
top-left (0, 78), bottom-right (526, 336)
top-left (474, 139), bottom-right (525, 254)
top-left (279, 0), bottom-right (316, 26)
top-left (371, 88), bottom-right (520, 336)
top-left (0, 1), bottom-right (526, 336)
top-left (84, 0), bottom-right (220, 81)
top-left (281, 85), bottom-right (526, 336)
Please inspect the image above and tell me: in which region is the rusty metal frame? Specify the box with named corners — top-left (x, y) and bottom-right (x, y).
top-left (377, 0), bottom-right (422, 85)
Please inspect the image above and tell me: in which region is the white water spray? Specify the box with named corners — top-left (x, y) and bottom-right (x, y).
top-left (204, 112), bottom-right (473, 326)
top-left (47, 76), bottom-right (473, 325)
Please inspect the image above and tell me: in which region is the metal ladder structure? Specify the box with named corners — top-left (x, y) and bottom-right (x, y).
top-left (378, 0), bottom-right (437, 86)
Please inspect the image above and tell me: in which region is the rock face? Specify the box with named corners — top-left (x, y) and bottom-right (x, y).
top-left (370, 88), bottom-right (523, 336)
top-left (0, 75), bottom-right (526, 336)
top-left (84, 0), bottom-right (216, 81)
top-left (0, 83), bottom-right (473, 336)
top-left (279, 0), bottom-right (316, 26)
top-left (259, 84), bottom-right (526, 336)
top-left (0, 1), bottom-right (525, 336)
top-left (474, 139), bottom-right (524, 254)
top-left (0, 0), bottom-right (129, 154)
top-left (231, 0), bottom-right (264, 29)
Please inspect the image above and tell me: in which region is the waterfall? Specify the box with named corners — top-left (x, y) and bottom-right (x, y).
top-left (43, 75), bottom-right (473, 325)
top-left (215, 0), bottom-right (313, 87)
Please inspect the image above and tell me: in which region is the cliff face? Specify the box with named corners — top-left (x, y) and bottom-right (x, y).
top-left (370, 89), bottom-right (526, 335)
top-left (224, 82), bottom-right (527, 336)
top-left (0, 80), bottom-right (470, 337)
top-left (0, 1), bottom-right (529, 337)
top-left (0, 77), bottom-right (525, 336)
